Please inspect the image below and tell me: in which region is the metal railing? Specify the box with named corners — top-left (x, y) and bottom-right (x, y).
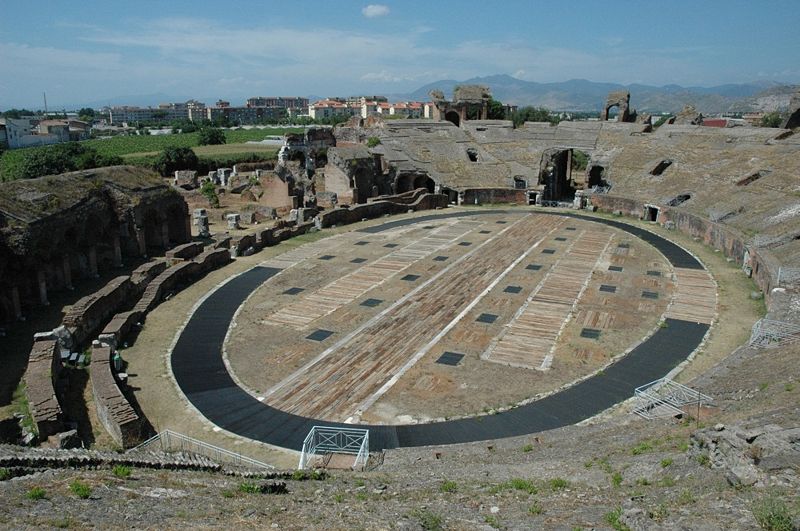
top-left (749, 318), bottom-right (800, 349)
top-left (632, 378), bottom-right (711, 420)
top-left (130, 429), bottom-right (273, 470)
top-left (298, 426), bottom-right (369, 470)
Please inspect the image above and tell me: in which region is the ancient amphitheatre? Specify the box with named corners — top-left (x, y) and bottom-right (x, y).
top-left (1, 88), bottom-right (799, 528)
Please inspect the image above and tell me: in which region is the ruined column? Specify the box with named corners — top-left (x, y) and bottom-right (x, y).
top-left (113, 234), bottom-right (123, 268)
top-left (11, 286), bottom-right (22, 320)
top-left (161, 221), bottom-right (170, 249)
top-left (135, 226), bottom-right (147, 257)
top-left (37, 270), bottom-right (49, 306)
top-left (88, 246), bottom-right (99, 278)
top-left (63, 255), bottom-right (73, 290)
top-left (184, 216), bottom-right (192, 242)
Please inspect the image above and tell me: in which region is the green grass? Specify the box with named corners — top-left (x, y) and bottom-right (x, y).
top-left (528, 501), bottom-right (544, 515)
top-left (112, 465), bottom-right (132, 479)
top-left (611, 471), bottom-right (623, 488)
top-left (660, 458), bottom-right (674, 468)
top-left (631, 441), bottom-right (654, 455)
top-left (484, 514), bottom-right (501, 529)
top-left (522, 444), bottom-right (534, 453)
top-left (751, 493), bottom-right (794, 531)
top-left (27, 486), bottom-right (47, 500)
top-left (0, 468), bottom-right (10, 480)
top-left (549, 478), bottom-right (569, 491)
top-left (489, 478), bottom-right (539, 495)
top-left (604, 506), bottom-right (631, 531)
top-left (412, 508), bottom-right (443, 531)
top-left (69, 480), bottom-right (92, 499)
top-left (238, 481), bottom-right (261, 494)
top-left (439, 480), bottom-right (458, 493)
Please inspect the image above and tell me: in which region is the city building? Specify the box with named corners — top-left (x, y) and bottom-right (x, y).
top-left (245, 96), bottom-right (309, 110)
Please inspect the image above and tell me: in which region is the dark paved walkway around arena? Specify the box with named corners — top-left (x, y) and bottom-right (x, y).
top-left (171, 211), bottom-right (710, 452)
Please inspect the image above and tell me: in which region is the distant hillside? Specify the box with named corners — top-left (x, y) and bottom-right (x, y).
top-left (407, 74), bottom-right (797, 114)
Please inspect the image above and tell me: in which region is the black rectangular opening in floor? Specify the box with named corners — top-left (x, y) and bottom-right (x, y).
top-left (504, 285), bottom-right (523, 294)
top-left (459, 241), bottom-right (472, 246)
top-left (433, 256), bottom-right (449, 262)
top-left (423, 226), bottom-right (435, 229)
top-left (642, 291), bottom-right (659, 299)
top-left (542, 249), bottom-right (555, 254)
top-left (526, 264), bottom-right (542, 271)
top-left (350, 258), bottom-right (367, 264)
top-left (646, 270), bottom-right (662, 277)
top-left (354, 241), bottom-right (369, 246)
top-left (436, 352), bottom-right (465, 366)
top-left (401, 274), bottom-right (420, 281)
top-left (580, 328), bottom-right (601, 339)
top-left (476, 313), bottom-right (498, 324)
top-left (608, 265), bottom-right (623, 272)
top-left (618, 243), bottom-right (630, 249)
top-left (566, 227), bottom-right (576, 231)
top-left (283, 287), bottom-right (304, 295)
top-left (306, 329), bottom-right (334, 341)
top-left (384, 243), bottom-right (398, 248)
top-left (360, 298), bottom-right (383, 308)
top-left (319, 255), bottom-right (335, 260)
top-left (555, 237), bottom-right (567, 242)
top-left (599, 285), bottom-right (617, 293)
top-left (479, 230), bottom-right (491, 234)
top-left (496, 220), bottom-right (507, 224)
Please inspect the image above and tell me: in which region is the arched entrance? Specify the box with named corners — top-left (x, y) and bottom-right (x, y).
top-left (445, 110), bottom-right (460, 127)
top-left (413, 175), bottom-right (435, 193)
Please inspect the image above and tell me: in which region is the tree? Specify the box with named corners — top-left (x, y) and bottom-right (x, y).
top-left (5, 142), bottom-right (122, 181)
top-left (197, 126), bottom-right (226, 145)
top-left (200, 181), bottom-right (220, 208)
top-left (760, 112), bottom-right (782, 128)
top-left (77, 108), bottom-right (96, 121)
top-left (509, 106), bottom-right (554, 128)
top-left (154, 146), bottom-right (199, 176)
top-left (487, 98), bottom-right (507, 119)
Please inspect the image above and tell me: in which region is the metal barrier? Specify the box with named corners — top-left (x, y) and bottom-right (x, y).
top-left (130, 429), bottom-right (273, 470)
top-left (749, 318), bottom-right (800, 349)
top-left (632, 378), bottom-right (711, 420)
top-left (298, 426), bottom-right (369, 470)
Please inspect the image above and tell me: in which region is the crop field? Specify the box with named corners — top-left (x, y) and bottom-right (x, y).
top-left (86, 127), bottom-right (303, 158)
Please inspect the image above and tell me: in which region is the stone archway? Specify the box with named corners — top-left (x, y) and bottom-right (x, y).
top-left (445, 110), bottom-right (460, 127)
top-left (413, 175), bottom-right (435, 193)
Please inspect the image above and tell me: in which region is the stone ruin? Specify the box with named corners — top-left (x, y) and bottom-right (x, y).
top-left (193, 208), bottom-right (210, 237)
top-left (600, 90), bottom-right (637, 122)
top-left (781, 88), bottom-right (800, 129)
top-left (0, 166), bottom-right (190, 324)
top-left (428, 85), bottom-right (491, 127)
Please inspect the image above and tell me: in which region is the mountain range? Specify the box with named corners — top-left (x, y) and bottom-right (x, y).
top-left (400, 74), bottom-right (797, 114)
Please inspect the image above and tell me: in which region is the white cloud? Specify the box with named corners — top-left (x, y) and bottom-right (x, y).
top-left (362, 4), bottom-right (390, 18)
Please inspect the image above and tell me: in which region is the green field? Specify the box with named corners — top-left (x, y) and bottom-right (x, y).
top-left (0, 127), bottom-right (300, 180)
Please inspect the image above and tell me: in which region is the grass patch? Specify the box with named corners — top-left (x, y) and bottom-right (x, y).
top-left (522, 444), bottom-right (534, 453)
top-left (439, 480), bottom-right (458, 493)
top-left (611, 471), bottom-right (623, 488)
top-left (0, 468), bottom-right (10, 480)
top-left (112, 465), bottom-right (132, 479)
top-left (412, 508), bottom-right (443, 531)
top-left (549, 478), bottom-right (569, 491)
top-left (484, 514), bottom-right (501, 529)
top-left (238, 481), bottom-right (262, 494)
top-left (696, 453), bottom-right (711, 467)
top-left (69, 480), bottom-right (92, 499)
top-left (677, 489), bottom-right (696, 505)
top-left (631, 440), bottom-right (654, 455)
top-left (660, 458), bottom-right (673, 468)
top-left (752, 493), bottom-right (794, 531)
top-left (27, 486), bottom-right (47, 500)
top-left (604, 506), bottom-right (631, 531)
top-left (528, 501), bottom-right (544, 515)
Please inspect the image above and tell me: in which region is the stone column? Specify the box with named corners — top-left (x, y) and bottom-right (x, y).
top-left (184, 216), bottom-right (192, 242)
top-left (88, 246), bottom-right (99, 278)
top-left (37, 270), bottom-right (49, 306)
top-left (161, 222), bottom-right (170, 249)
top-left (135, 226), bottom-right (147, 257)
top-left (11, 286), bottom-right (22, 320)
top-left (113, 234), bottom-right (123, 267)
top-left (63, 255), bottom-right (73, 290)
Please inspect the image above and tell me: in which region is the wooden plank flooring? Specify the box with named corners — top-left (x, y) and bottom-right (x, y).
top-left (264, 215), bottom-right (564, 420)
top-left (665, 267), bottom-right (716, 324)
top-left (483, 230), bottom-right (614, 370)
top-left (262, 221), bottom-right (480, 329)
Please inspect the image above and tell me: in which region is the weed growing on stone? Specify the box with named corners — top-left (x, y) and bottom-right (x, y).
top-left (69, 480), bottom-right (92, 499)
top-left (484, 514), bottom-right (501, 529)
top-left (112, 465), bottom-right (132, 479)
top-left (549, 478), bottom-right (569, 491)
top-left (27, 486), bottom-right (46, 500)
top-left (238, 481), bottom-right (261, 494)
top-left (660, 458), bottom-right (673, 468)
top-left (631, 441), bottom-right (654, 455)
top-left (611, 471), bottom-right (623, 488)
top-left (412, 508), bottom-right (443, 531)
top-left (604, 506), bottom-right (630, 531)
top-left (677, 489), bottom-right (696, 505)
top-left (522, 444), bottom-right (534, 453)
top-left (528, 501), bottom-right (544, 515)
top-left (0, 468), bottom-right (10, 480)
top-left (439, 480), bottom-right (458, 493)
top-left (751, 492), bottom-right (794, 531)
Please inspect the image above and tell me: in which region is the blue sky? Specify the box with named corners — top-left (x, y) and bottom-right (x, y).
top-left (1, 0), bottom-right (798, 108)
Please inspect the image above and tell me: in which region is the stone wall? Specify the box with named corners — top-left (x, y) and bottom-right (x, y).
top-left (23, 339), bottom-right (64, 439)
top-left (90, 343), bottom-right (144, 448)
top-left (165, 242), bottom-right (203, 261)
top-left (462, 188), bottom-right (527, 205)
top-left (317, 193), bottom-right (448, 228)
top-left (62, 276), bottom-right (136, 347)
